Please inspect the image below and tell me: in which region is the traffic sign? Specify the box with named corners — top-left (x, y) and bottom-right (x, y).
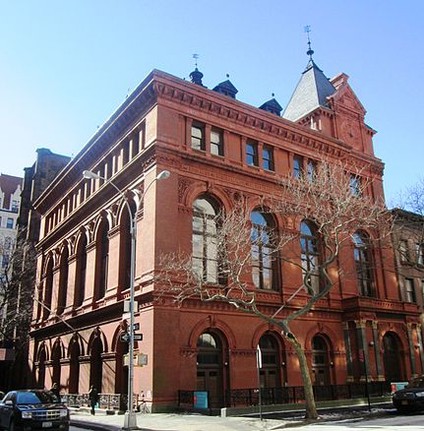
top-left (133, 323), bottom-right (140, 331)
top-left (134, 333), bottom-right (143, 341)
top-left (120, 333), bottom-right (130, 343)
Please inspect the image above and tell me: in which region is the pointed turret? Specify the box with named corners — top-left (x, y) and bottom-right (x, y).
top-left (282, 58), bottom-right (336, 122)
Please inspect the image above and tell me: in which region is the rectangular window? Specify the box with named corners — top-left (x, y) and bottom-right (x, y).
top-left (405, 278), bottom-right (416, 302)
top-left (307, 160), bottom-right (317, 182)
top-left (350, 175), bottom-right (362, 196)
top-left (246, 140), bottom-right (259, 166)
top-left (6, 218), bottom-right (13, 229)
top-left (293, 155), bottom-right (303, 178)
top-left (400, 240), bottom-right (409, 263)
top-left (262, 145), bottom-right (274, 171)
top-left (11, 200), bottom-right (19, 213)
top-left (191, 122), bottom-right (205, 151)
top-left (210, 128), bottom-right (224, 156)
top-left (416, 243), bottom-right (424, 266)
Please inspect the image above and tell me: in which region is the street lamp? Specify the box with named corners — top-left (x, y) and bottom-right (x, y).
top-left (82, 169), bottom-right (170, 430)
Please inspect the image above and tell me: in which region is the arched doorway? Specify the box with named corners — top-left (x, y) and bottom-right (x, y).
top-left (51, 340), bottom-right (62, 388)
top-left (116, 333), bottom-right (129, 410)
top-left (196, 332), bottom-right (227, 408)
top-left (68, 337), bottom-right (80, 394)
top-left (311, 335), bottom-right (332, 386)
top-left (37, 346), bottom-right (47, 389)
top-left (383, 332), bottom-right (404, 383)
top-left (90, 336), bottom-right (103, 392)
top-left (258, 333), bottom-right (282, 388)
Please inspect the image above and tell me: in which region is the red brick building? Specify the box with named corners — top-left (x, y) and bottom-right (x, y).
top-left (28, 54), bottom-right (422, 410)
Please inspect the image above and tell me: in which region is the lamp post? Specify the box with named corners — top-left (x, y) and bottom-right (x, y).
top-left (82, 169), bottom-right (170, 430)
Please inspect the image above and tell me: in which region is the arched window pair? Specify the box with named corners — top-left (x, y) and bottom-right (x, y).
top-left (192, 197), bottom-right (278, 290)
top-left (73, 219), bottom-right (109, 308)
top-left (300, 222), bottom-right (375, 297)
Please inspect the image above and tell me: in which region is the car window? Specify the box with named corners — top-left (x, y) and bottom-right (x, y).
top-left (16, 392), bottom-right (56, 404)
top-left (407, 378), bottom-right (424, 388)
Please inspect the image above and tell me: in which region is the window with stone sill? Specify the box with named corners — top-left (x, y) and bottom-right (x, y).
top-left (405, 278), bottom-right (416, 303)
top-left (246, 140), bottom-right (259, 167)
top-left (191, 122), bottom-right (205, 151)
top-left (210, 128), bottom-right (224, 156)
top-left (262, 145), bottom-right (274, 171)
top-left (416, 243), bottom-right (424, 266)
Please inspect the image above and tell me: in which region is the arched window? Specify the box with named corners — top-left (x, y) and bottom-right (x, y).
top-left (95, 219), bottom-right (109, 301)
top-left (42, 256), bottom-right (54, 320)
top-left (353, 231), bottom-right (375, 297)
top-left (192, 197), bottom-right (222, 284)
top-left (300, 220), bottom-right (320, 293)
top-left (118, 203), bottom-right (135, 295)
top-left (251, 211), bottom-right (277, 290)
top-left (57, 245), bottom-right (69, 315)
top-left (74, 233), bottom-right (87, 308)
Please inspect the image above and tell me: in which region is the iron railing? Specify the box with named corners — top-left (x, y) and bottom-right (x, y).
top-left (178, 381), bottom-right (392, 409)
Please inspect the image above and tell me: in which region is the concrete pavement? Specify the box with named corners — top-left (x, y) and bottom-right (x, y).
top-left (70, 409), bottom-right (290, 430)
top-left (70, 404), bottom-right (394, 431)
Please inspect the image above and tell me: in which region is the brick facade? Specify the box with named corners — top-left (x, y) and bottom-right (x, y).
top-left (28, 61), bottom-right (421, 410)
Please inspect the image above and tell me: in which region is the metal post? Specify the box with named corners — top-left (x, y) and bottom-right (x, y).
top-left (82, 169), bottom-right (170, 431)
top-left (123, 214), bottom-right (137, 429)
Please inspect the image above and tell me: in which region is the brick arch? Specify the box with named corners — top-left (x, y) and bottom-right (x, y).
top-left (188, 316), bottom-right (237, 350)
top-left (304, 325), bottom-right (338, 351)
top-left (88, 327), bottom-right (108, 353)
top-left (252, 322), bottom-right (285, 349)
top-left (183, 182), bottom-right (232, 214)
top-left (92, 210), bottom-right (112, 239)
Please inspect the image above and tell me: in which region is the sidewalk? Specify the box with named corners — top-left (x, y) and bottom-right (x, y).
top-left (70, 409), bottom-right (292, 430)
top-left (70, 404), bottom-right (392, 431)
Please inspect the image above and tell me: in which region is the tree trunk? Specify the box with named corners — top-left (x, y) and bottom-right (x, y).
top-left (285, 330), bottom-right (318, 420)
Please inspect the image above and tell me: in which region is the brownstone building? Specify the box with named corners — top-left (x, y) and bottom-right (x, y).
top-left (28, 53), bottom-right (422, 410)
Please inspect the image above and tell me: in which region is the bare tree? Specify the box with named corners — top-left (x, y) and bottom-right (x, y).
top-left (158, 159), bottom-right (390, 419)
top-left (0, 237), bottom-right (36, 349)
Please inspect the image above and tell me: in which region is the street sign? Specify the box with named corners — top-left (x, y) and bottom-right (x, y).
top-left (134, 333), bottom-right (143, 341)
top-left (120, 333), bottom-right (130, 343)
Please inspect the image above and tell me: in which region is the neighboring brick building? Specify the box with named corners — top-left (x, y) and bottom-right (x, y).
top-left (391, 208), bottom-right (424, 352)
top-left (28, 53), bottom-right (421, 410)
top-left (0, 149), bottom-right (70, 390)
top-left (0, 173), bottom-right (22, 278)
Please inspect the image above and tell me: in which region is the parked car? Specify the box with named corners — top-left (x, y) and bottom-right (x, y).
top-left (393, 375), bottom-right (424, 413)
top-left (0, 389), bottom-right (69, 431)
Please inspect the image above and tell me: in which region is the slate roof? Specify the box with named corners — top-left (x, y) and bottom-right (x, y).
top-left (282, 59), bottom-right (336, 122)
top-left (213, 79), bottom-right (238, 99)
top-left (259, 97), bottom-right (283, 116)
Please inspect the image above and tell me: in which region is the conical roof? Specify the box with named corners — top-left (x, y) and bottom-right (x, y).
top-left (282, 59), bottom-right (336, 122)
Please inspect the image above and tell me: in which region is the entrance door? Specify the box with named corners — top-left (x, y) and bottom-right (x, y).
top-left (383, 332), bottom-right (404, 383)
top-left (312, 335), bottom-right (331, 386)
top-left (196, 332), bottom-right (224, 408)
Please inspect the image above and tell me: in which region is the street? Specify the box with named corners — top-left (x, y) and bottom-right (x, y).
top-left (296, 411), bottom-right (424, 430)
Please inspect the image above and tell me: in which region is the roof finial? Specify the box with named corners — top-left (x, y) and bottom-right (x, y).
top-left (304, 25), bottom-right (314, 60)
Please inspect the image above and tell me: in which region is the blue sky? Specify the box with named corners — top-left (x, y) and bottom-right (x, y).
top-left (0, 0), bottom-right (422, 206)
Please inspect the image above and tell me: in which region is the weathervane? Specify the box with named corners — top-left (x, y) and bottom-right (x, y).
top-left (304, 25), bottom-right (314, 60)
top-left (192, 53), bottom-right (199, 69)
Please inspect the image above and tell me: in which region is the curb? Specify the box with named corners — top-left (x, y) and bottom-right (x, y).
top-left (71, 418), bottom-right (121, 431)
